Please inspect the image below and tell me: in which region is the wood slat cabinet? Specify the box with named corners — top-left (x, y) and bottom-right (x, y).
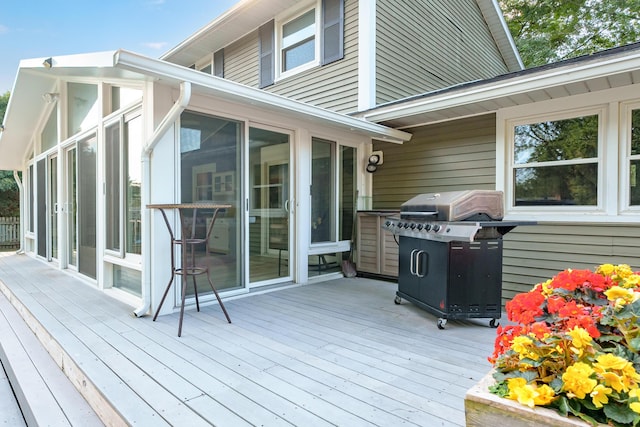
top-left (356, 211), bottom-right (399, 278)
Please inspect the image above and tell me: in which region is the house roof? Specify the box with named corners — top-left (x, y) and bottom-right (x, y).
top-left (0, 49), bottom-right (411, 170)
top-left (161, 0), bottom-right (523, 73)
top-left (357, 42), bottom-right (640, 129)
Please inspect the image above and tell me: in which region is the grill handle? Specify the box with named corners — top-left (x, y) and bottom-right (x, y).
top-left (416, 250), bottom-right (427, 277)
top-left (400, 211), bottom-right (438, 217)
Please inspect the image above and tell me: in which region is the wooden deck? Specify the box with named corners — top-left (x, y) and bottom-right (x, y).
top-left (0, 251), bottom-right (502, 426)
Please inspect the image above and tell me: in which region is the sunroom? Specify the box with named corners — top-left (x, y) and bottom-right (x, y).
top-left (0, 50), bottom-right (410, 317)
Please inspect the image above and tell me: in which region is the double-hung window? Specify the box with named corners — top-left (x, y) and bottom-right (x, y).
top-left (259, 0), bottom-right (344, 87)
top-left (512, 112), bottom-right (600, 207)
top-left (281, 8), bottom-right (317, 73)
top-left (501, 93), bottom-right (640, 222)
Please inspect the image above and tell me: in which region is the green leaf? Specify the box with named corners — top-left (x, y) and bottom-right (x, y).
top-left (604, 401), bottom-right (638, 425)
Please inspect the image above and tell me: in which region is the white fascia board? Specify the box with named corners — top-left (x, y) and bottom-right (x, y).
top-left (486, 0), bottom-right (524, 70)
top-left (115, 50), bottom-right (411, 143)
top-left (357, 0), bottom-right (376, 111)
top-left (362, 52), bottom-right (640, 123)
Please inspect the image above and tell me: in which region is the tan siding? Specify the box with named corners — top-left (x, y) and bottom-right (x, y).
top-left (266, 0), bottom-right (360, 113)
top-left (372, 114), bottom-right (497, 209)
top-left (376, 0), bottom-right (510, 104)
top-left (224, 31), bottom-right (260, 87)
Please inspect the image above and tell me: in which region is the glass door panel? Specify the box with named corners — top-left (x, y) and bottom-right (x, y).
top-left (49, 154), bottom-right (58, 260)
top-left (66, 147), bottom-right (78, 267)
top-left (36, 158), bottom-right (46, 258)
top-left (180, 111), bottom-right (242, 293)
top-left (249, 127), bottom-right (291, 283)
top-left (78, 135), bottom-right (97, 279)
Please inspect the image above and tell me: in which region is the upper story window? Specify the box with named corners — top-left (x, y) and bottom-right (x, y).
top-left (281, 8), bottom-right (317, 73)
top-left (259, 0), bottom-right (344, 88)
top-left (513, 114), bottom-right (599, 207)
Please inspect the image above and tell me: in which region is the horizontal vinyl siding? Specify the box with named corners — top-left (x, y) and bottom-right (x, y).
top-left (267, 0), bottom-right (359, 113)
top-left (224, 31), bottom-right (260, 87)
top-left (220, 0), bottom-right (359, 113)
top-left (502, 224), bottom-right (640, 302)
top-left (376, 0), bottom-right (509, 104)
top-left (372, 114), bottom-right (497, 209)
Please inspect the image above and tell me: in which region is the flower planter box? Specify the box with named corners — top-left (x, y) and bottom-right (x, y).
top-left (465, 372), bottom-right (603, 427)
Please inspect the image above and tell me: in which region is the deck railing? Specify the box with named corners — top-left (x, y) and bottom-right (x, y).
top-left (0, 217), bottom-right (19, 249)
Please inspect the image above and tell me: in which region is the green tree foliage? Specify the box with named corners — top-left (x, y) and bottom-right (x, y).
top-left (499, 0), bottom-right (640, 67)
top-left (0, 91), bottom-right (19, 216)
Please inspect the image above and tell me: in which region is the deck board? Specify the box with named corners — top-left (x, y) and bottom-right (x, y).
top-left (0, 252), bottom-right (502, 426)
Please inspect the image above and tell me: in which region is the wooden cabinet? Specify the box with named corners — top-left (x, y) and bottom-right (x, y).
top-left (356, 211), bottom-right (399, 278)
top-left (207, 217), bottom-right (231, 254)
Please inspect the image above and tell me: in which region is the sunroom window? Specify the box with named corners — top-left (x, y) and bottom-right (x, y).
top-left (281, 8), bottom-right (317, 72)
top-left (512, 114), bottom-right (599, 207)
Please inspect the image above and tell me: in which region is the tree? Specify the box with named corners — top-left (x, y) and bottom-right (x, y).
top-left (499, 0), bottom-right (640, 68)
top-left (0, 91), bottom-right (19, 217)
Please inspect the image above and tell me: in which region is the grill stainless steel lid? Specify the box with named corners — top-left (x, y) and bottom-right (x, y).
top-left (400, 190), bottom-right (503, 221)
top-left (382, 190), bottom-right (533, 243)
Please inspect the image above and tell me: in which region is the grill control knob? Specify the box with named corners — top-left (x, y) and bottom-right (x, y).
top-left (410, 223), bottom-right (417, 229)
top-left (416, 224), bottom-right (424, 230)
top-left (424, 224), bottom-right (431, 231)
top-left (432, 224), bottom-right (441, 232)
top-left (385, 220), bottom-right (391, 227)
top-left (397, 222), bottom-right (403, 228)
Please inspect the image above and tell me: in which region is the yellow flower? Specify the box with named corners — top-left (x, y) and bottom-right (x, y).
top-left (562, 362), bottom-right (597, 399)
top-left (511, 383), bottom-right (538, 408)
top-left (533, 384), bottom-right (556, 406)
top-left (629, 389), bottom-right (640, 414)
top-left (568, 327), bottom-right (592, 349)
top-left (597, 264), bottom-right (616, 276)
top-left (622, 275), bottom-right (640, 289)
top-left (604, 286), bottom-right (634, 302)
top-left (512, 336), bottom-right (533, 358)
top-left (600, 371), bottom-right (626, 393)
top-left (595, 354), bottom-right (630, 371)
top-left (590, 384), bottom-right (612, 408)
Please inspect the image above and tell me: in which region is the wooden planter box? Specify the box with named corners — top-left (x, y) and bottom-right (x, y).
top-left (465, 372), bottom-right (601, 427)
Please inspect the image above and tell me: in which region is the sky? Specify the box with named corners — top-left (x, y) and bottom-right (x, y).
top-left (0, 0), bottom-right (240, 93)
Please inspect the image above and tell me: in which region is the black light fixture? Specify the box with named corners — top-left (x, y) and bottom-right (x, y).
top-left (366, 151), bottom-right (383, 173)
top-left (43, 57), bottom-right (53, 69)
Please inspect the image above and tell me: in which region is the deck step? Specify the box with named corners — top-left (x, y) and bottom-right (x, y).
top-left (0, 292), bottom-right (103, 427)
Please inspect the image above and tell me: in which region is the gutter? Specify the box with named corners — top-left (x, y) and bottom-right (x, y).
top-left (13, 170), bottom-right (25, 254)
top-left (133, 81), bottom-right (191, 318)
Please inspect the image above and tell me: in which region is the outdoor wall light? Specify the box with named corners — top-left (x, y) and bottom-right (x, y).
top-left (366, 150), bottom-right (384, 173)
top-left (42, 92), bottom-right (59, 103)
top-left (43, 57), bottom-right (53, 69)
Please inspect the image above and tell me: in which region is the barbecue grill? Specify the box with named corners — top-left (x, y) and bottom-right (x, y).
top-left (382, 190), bottom-right (534, 329)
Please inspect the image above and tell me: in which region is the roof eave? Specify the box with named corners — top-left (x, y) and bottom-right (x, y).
top-left (360, 49), bottom-right (640, 126)
top-left (0, 49), bottom-right (410, 170)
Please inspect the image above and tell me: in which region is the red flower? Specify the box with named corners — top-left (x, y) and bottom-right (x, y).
top-left (506, 289), bottom-right (545, 324)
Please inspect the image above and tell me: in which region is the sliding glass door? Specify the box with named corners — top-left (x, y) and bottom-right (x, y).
top-left (248, 126), bottom-right (292, 284)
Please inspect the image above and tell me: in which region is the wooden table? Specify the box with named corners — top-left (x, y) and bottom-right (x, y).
top-left (147, 203), bottom-right (232, 336)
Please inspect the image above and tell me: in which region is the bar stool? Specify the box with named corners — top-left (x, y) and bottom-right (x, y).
top-left (148, 203), bottom-right (232, 336)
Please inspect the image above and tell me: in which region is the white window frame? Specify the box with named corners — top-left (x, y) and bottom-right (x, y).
top-left (275, 1), bottom-right (321, 81)
top-left (620, 100), bottom-right (640, 214)
top-left (507, 106), bottom-right (605, 212)
top-left (196, 54), bottom-right (213, 75)
top-left (497, 85), bottom-right (640, 223)
top-left (102, 106), bottom-right (143, 264)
